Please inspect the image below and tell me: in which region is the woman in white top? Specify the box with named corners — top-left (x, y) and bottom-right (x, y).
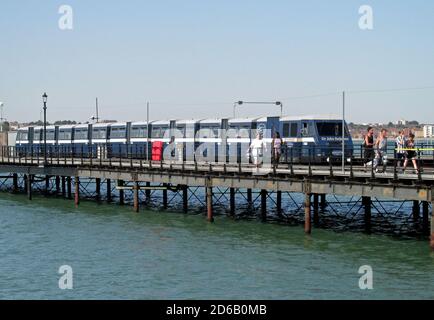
top-left (249, 131), bottom-right (267, 169)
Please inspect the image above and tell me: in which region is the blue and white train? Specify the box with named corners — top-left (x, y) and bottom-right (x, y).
top-left (15, 115), bottom-right (353, 163)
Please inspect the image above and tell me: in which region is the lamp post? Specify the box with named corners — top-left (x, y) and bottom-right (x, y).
top-left (233, 101), bottom-right (283, 118)
top-left (0, 102), bottom-right (4, 133)
top-left (42, 92), bottom-right (48, 165)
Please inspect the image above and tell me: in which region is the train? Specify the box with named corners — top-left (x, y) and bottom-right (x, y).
top-left (15, 115), bottom-right (353, 163)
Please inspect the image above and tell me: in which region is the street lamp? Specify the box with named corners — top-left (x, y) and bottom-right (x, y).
top-left (42, 92), bottom-right (48, 165)
top-left (233, 101), bottom-right (283, 118)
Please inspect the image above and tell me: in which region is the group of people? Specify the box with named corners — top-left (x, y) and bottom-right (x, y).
top-left (248, 131), bottom-right (283, 168)
top-left (363, 127), bottom-right (419, 173)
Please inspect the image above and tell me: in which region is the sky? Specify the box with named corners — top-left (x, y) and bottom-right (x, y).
top-left (0, 0), bottom-right (433, 124)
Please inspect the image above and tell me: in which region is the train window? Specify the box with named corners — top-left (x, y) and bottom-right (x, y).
top-left (34, 130), bottom-right (42, 141)
top-left (290, 123), bottom-right (298, 137)
top-left (74, 129), bottom-right (88, 140)
top-left (110, 127), bottom-right (126, 138)
top-left (46, 130), bottom-right (55, 140)
top-left (152, 126), bottom-right (168, 138)
top-left (17, 131), bottom-right (29, 141)
top-left (59, 130), bottom-right (72, 140)
top-left (301, 123), bottom-right (309, 137)
top-left (316, 122), bottom-right (348, 137)
top-left (131, 126), bottom-right (147, 138)
top-left (282, 124), bottom-right (290, 137)
top-left (93, 128), bottom-right (107, 139)
top-left (176, 126), bottom-right (186, 138)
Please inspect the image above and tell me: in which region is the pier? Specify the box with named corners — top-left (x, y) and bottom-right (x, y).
top-left (0, 149), bottom-right (433, 249)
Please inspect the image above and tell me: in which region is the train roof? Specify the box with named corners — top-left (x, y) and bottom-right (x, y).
top-left (131, 121), bottom-right (150, 126)
top-left (175, 119), bottom-right (200, 125)
top-left (151, 120), bottom-right (170, 125)
top-left (58, 125), bottom-right (75, 130)
top-left (109, 122), bottom-right (128, 127)
top-left (92, 123), bottom-right (111, 128)
top-left (280, 115), bottom-right (342, 121)
top-left (73, 124), bottom-right (90, 129)
top-left (199, 118), bottom-right (223, 124)
top-left (228, 117), bottom-right (260, 124)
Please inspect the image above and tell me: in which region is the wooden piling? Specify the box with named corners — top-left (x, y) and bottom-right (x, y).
top-left (182, 186), bottom-right (188, 213)
top-left (12, 173), bottom-right (18, 193)
top-left (276, 191), bottom-right (282, 215)
top-left (45, 175), bottom-right (50, 196)
top-left (145, 182), bottom-right (151, 203)
top-left (412, 200), bottom-right (420, 220)
top-left (23, 174), bottom-right (28, 194)
top-left (133, 182), bottom-right (139, 213)
top-left (304, 193), bottom-right (312, 234)
top-left (95, 178), bottom-right (101, 202)
top-left (431, 200), bottom-right (434, 250)
top-left (106, 179), bottom-right (112, 202)
top-left (61, 176), bottom-right (66, 198)
top-left (74, 177), bottom-right (80, 207)
top-left (55, 176), bottom-right (60, 195)
top-left (206, 187), bottom-right (214, 222)
top-left (67, 176), bottom-right (72, 199)
top-left (118, 180), bottom-right (124, 205)
top-left (229, 188), bottom-right (235, 216)
top-left (261, 189), bottom-right (267, 221)
top-left (363, 196), bottom-right (371, 233)
top-left (27, 174), bottom-right (32, 200)
top-left (313, 194), bottom-right (319, 225)
top-left (162, 184), bottom-right (168, 209)
top-left (422, 201), bottom-right (429, 235)
top-left (247, 188), bottom-right (253, 208)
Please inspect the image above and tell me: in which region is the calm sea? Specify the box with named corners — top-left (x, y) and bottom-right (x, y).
top-left (0, 193), bottom-right (433, 300)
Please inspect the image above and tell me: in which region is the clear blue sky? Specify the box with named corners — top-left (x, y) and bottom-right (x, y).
top-left (1, 0), bottom-right (433, 123)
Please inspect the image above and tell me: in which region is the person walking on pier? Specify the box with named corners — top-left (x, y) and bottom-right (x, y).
top-left (271, 132), bottom-right (283, 165)
top-left (402, 133), bottom-right (419, 174)
top-left (373, 128), bottom-right (388, 173)
top-left (249, 131), bottom-right (267, 170)
top-left (363, 127), bottom-right (375, 168)
top-left (395, 131), bottom-right (406, 167)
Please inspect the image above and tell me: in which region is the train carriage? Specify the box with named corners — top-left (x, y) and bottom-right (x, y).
top-left (57, 125), bottom-right (74, 156)
top-left (130, 121), bottom-right (151, 159)
top-left (72, 124), bottom-right (92, 157)
top-left (197, 118), bottom-right (228, 163)
top-left (108, 122), bottom-right (130, 158)
top-left (227, 118), bottom-right (259, 163)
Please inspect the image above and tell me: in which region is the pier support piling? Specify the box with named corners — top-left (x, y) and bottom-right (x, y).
top-left (229, 188), bottom-right (235, 216)
top-left (27, 174), bottom-right (32, 200)
top-left (74, 177), bottom-right (80, 207)
top-left (362, 196), bottom-right (372, 233)
top-left (106, 179), bottom-right (112, 202)
top-left (261, 189), bottom-right (267, 221)
top-left (95, 178), bottom-right (101, 202)
top-left (412, 200), bottom-right (420, 220)
top-left (206, 187), bottom-right (214, 222)
top-left (304, 193), bottom-right (312, 234)
top-left (313, 194), bottom-right (319, 225)
top-left (67, 177), bottom-right (72, 199)
top-left (422, 201), bottom-right (429, 235)
top-left (276, 191), bottom-right (282, 215)
top-left (162, 184), bottom-right (168, 209)
top-left (45, 175), bottom-right (50, 196)
top-left (118, 180), bottom-right (124, 205)
top-left (61, 176), bottom-right (66, 198)
top-left (23, 174), bottom-right (28, 194)
top-left (133, 182), bottom-right (139, 213)
top-left (12, 173), bottom-right (18, 193)
top-left (55, 176), bottom-right (60, 195)
top-left (182, 186), bottom-right (188, 213)
top-left (431, 200), bottom-right (434, 250)
top-left (145, 182), bottom-right (151, 204)
top-left (247, 188), bottom-right (253, 208)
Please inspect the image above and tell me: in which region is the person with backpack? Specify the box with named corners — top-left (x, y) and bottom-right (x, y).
top-left (363, 127), bottom-right (375, 168)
